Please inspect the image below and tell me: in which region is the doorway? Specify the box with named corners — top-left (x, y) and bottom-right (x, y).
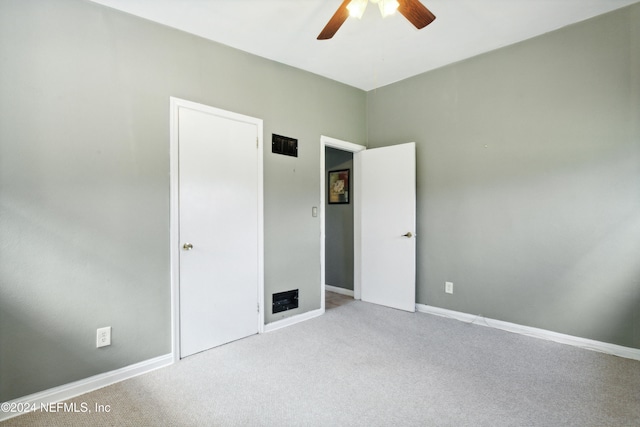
top-left (320, 136), bottom-right (417, 313)
top-left (170, 98), bottom-right (264, 361)
top-left (325, 146), bottom-right (354, 296)
top-left (320, 136), bottom-right (366, 310)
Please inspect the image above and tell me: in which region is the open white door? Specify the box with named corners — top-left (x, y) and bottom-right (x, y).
top-left (358, 142), bottom-right (416, 312)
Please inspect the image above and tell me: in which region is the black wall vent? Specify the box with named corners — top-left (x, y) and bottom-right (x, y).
top-left (272, 289), bottom-right (299, 314)
top-left (272, 134), bottom-right (298, 157)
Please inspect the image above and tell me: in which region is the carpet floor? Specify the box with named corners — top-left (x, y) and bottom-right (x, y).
top-left (3, 299), bottom-right (640, 426)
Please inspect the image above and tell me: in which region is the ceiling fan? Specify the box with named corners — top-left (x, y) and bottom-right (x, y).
top-left (317, 0), bottom-right (436, 40)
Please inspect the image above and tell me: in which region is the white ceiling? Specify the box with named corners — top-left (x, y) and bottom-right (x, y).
top-left (88, 0), bottom-right (639, 91)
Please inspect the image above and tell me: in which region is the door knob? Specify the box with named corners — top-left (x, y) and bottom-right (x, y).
top-left (182, 243), bottom-right (194, 250)
top-left (403, 232), bottom-right (413, 238)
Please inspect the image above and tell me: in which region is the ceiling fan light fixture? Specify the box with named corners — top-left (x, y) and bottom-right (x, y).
top-left (318, 0), bottom-right (435, 40)
top-left (376, 0), bottom-right (399, 18)
top-left (346, 0), bottom-right (368, 19)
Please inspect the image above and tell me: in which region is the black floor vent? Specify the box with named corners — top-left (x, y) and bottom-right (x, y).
top-left (272, 289), bottom-right (299, 314)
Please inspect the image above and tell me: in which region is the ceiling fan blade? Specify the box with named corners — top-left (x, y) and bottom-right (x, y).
top-left (317, 0), bottom-right (352, 40)
top-left (398, 0), bottom-right (436, 29)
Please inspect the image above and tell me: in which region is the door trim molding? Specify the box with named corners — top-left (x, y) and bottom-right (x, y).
top-left (320, 136), bottom-right (366, 307)
top-left (170, 97), bottom-right (264, 362)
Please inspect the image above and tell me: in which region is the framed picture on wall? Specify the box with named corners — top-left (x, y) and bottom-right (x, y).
top-left (328, 169), bottom-right (350, 204)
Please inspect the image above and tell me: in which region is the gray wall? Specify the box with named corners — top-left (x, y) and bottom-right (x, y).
top-left (367, 4), bottom-right (640, 349)
top-left (2, 0), bottom-right (638, 406)
top-left (0, 0), bottom-right (365, 402)
top-left (325, 148), bottom-right (354, 290)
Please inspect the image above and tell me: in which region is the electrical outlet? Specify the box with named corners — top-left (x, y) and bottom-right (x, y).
top-left (96, 327), bottom-right (111, 348)
top-left (445, 281), bottom-right (454, 294)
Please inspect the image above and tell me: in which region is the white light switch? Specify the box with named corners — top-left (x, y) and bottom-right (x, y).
top-left (312, 207), bottom-right (318, 217)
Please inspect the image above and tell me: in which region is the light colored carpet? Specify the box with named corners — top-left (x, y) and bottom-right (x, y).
top-left (3, 299), bottom-right (640, 426)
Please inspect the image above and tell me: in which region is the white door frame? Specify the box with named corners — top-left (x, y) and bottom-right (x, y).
top-left (320, 135), bottom-right (366, 309)
top-left (170, 97), bottom-right (264, 362)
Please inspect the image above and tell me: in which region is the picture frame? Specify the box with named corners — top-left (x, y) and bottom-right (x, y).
top-left (328, 169), bottom-right (350, 204)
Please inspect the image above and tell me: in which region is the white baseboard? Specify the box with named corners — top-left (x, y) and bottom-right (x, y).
top-left (0, 353), bottom-right (173, 422)
top-left (264, 308), bottom-right (324, 333)
top-left (416, 304), bottom-right (640, 362)
top-left (325, 284), bottom-right (354, 297)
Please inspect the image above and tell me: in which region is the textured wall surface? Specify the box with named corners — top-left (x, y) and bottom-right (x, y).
top-left (2, 0), bottom-right (637, 406)
top-left (367, 4), bottom-right (640, 349)
top-left (0, 0), bottom-right (365, 402)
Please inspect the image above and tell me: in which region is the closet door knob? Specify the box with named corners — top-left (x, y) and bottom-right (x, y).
top-left (182, 243), bottom-right (194, 250)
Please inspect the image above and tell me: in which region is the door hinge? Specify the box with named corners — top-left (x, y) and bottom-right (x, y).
top-left (257, 302), bottom-right (260, 313)
top-left (256, 137), bottom-right (259, 149)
